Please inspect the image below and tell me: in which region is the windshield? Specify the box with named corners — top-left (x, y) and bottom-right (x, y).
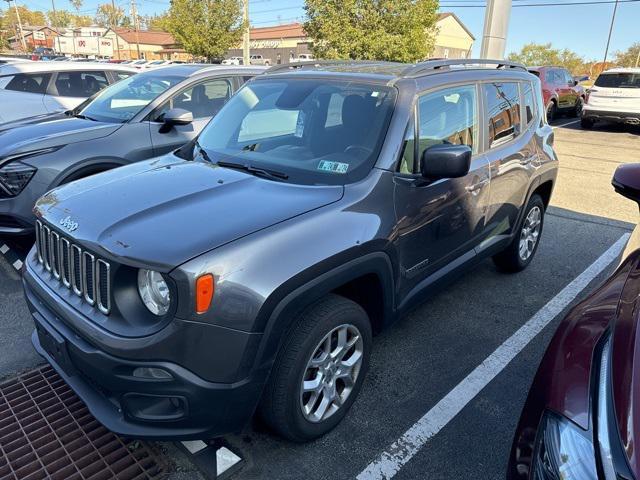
top-left (79, 73), bottom-right (185, 123)
top-left (197, 78), bottom-right (396, 185)
top-left (595, 73), bottom-right (640, 88)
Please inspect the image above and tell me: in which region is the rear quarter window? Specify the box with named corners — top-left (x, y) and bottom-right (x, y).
top-left (0, 73), bottom-right (51, 94)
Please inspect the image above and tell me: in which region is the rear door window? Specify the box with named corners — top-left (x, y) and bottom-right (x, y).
top-left (595, 73), bottom-right (640, 88)
top-left (54, 71), bottom-right (109, 97)
top-left (2, 73), bottom-right (51, 94)
top-left (522, 81), bottom-right (537, 125)
top-left (484, 82), bottom-right (521, 148)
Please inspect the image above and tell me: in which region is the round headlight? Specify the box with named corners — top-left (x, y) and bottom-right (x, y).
top-left (137, 269), bottom-right (171, 315)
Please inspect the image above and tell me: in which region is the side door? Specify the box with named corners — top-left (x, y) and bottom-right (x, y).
top-left (560, 68), bottom-right (579, 107)
top-left (483, 80), bottom-right (538, 241)
top-left (0, 72), bottom-right (51, 122)
top-left (147, 76), bottom-right (233, 156)
top-left (44, 70), bottom-right (110, 112)
top-left (552, 69), bottom-right (572, 109)
top-left (392, 83), bottom-right (490, 299)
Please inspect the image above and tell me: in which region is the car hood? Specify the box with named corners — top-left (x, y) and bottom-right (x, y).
top-left (34, 155), bottom-right (344, 269)
top-left (0, 117), bottom-right (120, 159)
top-left (0, 111), bottom-right (69, 133)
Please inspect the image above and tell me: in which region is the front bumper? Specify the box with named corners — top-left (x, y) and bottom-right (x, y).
top-left (582, 107), bottom-right (640, 125)
top-left (24, 262), bottom-right (267, 440)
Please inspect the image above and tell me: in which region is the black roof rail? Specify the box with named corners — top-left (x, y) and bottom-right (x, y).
top-left (402, 58), bottom-right (527, 78)
top-left (265, 60), bottom-right (400, 74)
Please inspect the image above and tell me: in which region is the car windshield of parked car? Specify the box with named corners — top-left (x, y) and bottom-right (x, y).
top-left (595, 73), bottom-right (640, 88)
top-left (197, 78), bottom-right (396, 185)
top-left (78, 73), bottom-right (184, 123)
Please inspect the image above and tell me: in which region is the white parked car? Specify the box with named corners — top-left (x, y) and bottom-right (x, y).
top-left (144, 60), bottom-right (171, 69)
top-left (222, 56), bottom-right (244, 65)
top-left (294, 54), bottom-right (315, 62)
top-left (0, 62), bottom-right (137, 124)
top-left (130, 59), bottom-right (149, 69)
top-left (582, 67), bottom-right (640, 128)
top-left (249, 55), bottom-right (271, 66)
top-left (0, 56), bottom-right (31, 66)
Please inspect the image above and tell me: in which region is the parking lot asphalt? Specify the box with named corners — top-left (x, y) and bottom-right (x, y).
top-left (0, 118), bottom-right (638, 480)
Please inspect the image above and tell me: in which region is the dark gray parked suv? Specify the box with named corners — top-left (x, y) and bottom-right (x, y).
top-left (23, 60), bottom-right (558, 442)
top-left (0, 64), bottom-right (264, 235)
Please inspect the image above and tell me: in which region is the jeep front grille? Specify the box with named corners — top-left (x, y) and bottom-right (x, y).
top-left (35, 220), bottom-right (111, 315)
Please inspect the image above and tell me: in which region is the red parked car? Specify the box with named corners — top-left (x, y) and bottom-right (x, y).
top-left (528, 66), bottom-right (586, 121)
top-left (507, 163), bottom-right (640, 480)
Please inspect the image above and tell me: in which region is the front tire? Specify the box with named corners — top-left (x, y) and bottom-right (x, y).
top-left (493, 194), bottom-right (545, 273)
top-left (259, 294), bottom-right (372, 442)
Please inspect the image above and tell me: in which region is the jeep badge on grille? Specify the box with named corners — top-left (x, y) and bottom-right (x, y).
top-left (59, 216), bottom-right (79, 233)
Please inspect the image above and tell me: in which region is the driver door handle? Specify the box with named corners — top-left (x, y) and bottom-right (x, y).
top-left (465, 178), bottom-right (489, 194)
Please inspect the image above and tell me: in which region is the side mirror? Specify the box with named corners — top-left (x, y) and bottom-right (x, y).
top-left (613, 163), bottom-right (640, 204)
top-left (573, 80), bottom-right (579, 86)
top-left (420, 144), bottom-right (472, 179)
top-left (159, 108), bottom-right (193, 133)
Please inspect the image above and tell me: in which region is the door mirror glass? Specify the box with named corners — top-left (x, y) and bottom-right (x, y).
top-left (420, 144), bottom-right (471, 179)
top-left (613, 164), bottom-right (640, 204)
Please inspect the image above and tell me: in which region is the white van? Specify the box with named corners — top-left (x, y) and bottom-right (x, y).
top-left (0, 62), bottom-right (137, 124)
top-left (582, 68), bottom-right (640, 128)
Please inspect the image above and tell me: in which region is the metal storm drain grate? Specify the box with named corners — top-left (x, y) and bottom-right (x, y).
top-left (0, 365), bottom-right (167, 480)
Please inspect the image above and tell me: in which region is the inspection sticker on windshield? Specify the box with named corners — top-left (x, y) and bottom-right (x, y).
top-left (318, 160), bottom-right (349, 174)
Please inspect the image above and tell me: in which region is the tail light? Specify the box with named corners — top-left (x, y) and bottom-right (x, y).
top-left (196, 274), bottom-right (214, 314)
top-left (585, 89), bottom-right (597, 104)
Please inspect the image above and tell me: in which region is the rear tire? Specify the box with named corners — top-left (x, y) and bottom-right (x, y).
top-left (493, 194), bottom-right (545, 273)
top-left (581, 117), bottom-right (595, 129)
top-left (573, 97), bottom-right (584, 118)
top-left (259, 294), bottom-right (372, 442)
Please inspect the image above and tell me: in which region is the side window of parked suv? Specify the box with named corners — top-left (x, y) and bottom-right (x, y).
top-left (154, 78), bottom-right (232, 121)
top-left (484, 82), bottom-right (521, 147)
top-left (522, 81), bottom-right (537, 125)
top-left (54, 71), bottom-right (109, 97)
top-left (411, 85), bottom-right (478, 173)
top-left (1, 73), bottom-right (51, 94)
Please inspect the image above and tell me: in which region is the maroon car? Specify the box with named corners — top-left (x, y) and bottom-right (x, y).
top-left (528, 66), bottom-right (586, 121)
top-left (507, 163), bottom-right (640, 480)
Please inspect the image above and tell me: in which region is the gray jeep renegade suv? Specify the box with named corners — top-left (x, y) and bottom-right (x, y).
top-left (23, 59), bottom-right (558, 442)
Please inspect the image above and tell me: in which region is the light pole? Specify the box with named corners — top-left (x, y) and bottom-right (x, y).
top-left (4, 0), bottom-right (27, 51)
top-left (602, 0), bottom-right (619, 69)
top-left (242, 0), bottom-right (250, 66)
top-left (480, 0), bottom-right (512, 60)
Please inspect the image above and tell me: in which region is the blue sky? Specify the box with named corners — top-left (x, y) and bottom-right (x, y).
top-left (23, 0), bottom-right (640, 60)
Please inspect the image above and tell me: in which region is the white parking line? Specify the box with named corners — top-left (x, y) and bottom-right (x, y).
top-left (552, 119), bottom-right (580, 129)
top-left (357, 233), bottom-right (630, 480)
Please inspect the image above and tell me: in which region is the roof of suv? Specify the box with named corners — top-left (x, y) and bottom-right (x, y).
top-left (600, 67), bottom-right (640, 74)
top-left (264, 59), bottom-right (528, 83)
top-left (0, 61), bottom-right (138, 74)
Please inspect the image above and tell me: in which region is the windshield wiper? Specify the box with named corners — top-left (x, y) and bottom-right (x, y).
top-left (73, 113), bottom-right (97, 121)
top-left (217, 160), bottom-right (289, 181)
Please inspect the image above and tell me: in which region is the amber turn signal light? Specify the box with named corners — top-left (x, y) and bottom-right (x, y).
top-left (196, 274), bottom-right (214, 314)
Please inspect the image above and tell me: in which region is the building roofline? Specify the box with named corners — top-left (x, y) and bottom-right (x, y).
top-left (437, 12), bottom-right (476, 41)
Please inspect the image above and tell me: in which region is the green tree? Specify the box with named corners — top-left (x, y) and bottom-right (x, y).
top-left (507, 42), bottom-right (588, 74)
top-left (4, 6), bottom-right (46, 27)
top-left (147, 12), bottom-right (170, 31)
top-left (303, 0), bottom-right (439, 62)
top-left (614, 43), bottom-right (640, 68)
top-left (165, 0), bottom-right (244, 60)
top-left (94, 3), bottom-right (125, 27)
top-left (48, 10), bottom-right (91, 27)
